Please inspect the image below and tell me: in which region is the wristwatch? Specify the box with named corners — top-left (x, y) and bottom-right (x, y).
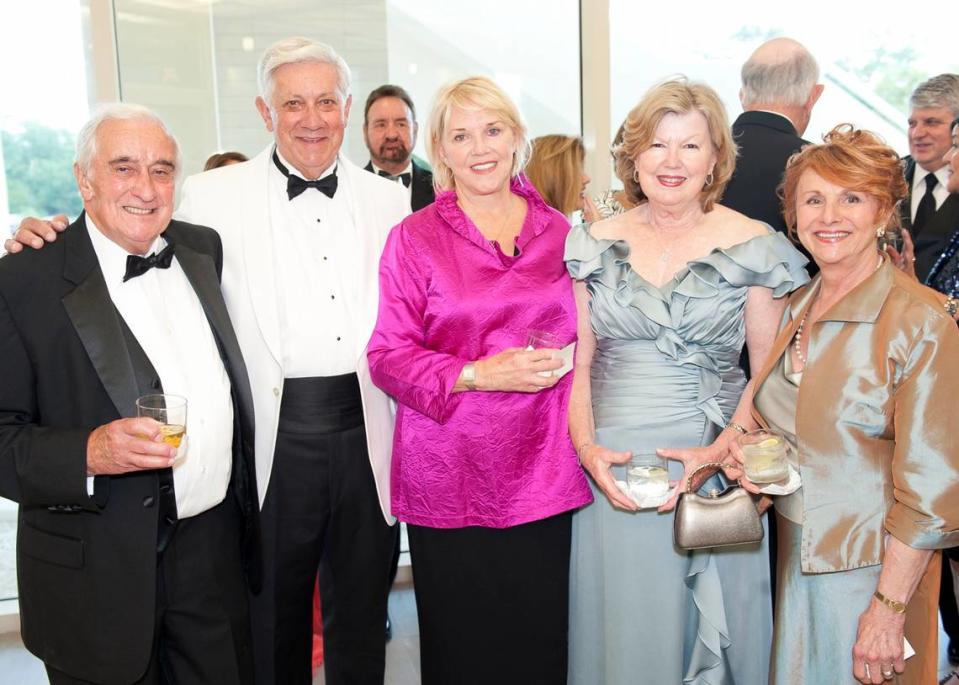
top-left (461, 363), bottom-right (477, 391)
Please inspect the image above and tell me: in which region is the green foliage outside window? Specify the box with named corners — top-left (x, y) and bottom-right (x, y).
top-left (3, 122), bottom-right (82, 220)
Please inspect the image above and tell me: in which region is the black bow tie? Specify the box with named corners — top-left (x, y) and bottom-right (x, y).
top-left (123, 242), bottom-right (175, 282)
top-left (377, 169), bottom-right (412, 188)
top-left (273, 150), bottom-right (337, 200)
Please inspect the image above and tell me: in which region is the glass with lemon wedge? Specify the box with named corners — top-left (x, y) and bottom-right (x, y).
top-left (740, 430), bottom-right (789, 483)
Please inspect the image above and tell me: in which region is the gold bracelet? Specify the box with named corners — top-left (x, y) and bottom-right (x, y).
top-left (873, 589), bottom-right (906, 614)
top-left (727, 422), bottom-right (748, 435)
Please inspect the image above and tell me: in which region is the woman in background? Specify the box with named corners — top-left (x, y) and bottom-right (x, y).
top-left (203, 150), bottom-right (248, 171)
top-left (582, 123), bottom-right (635, 221)
top-left (525, 134), bottom-right (590, 218)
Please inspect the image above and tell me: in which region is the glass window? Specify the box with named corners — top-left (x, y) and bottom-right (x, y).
top-left (0, 0), bottom-right (93, 601)
top-left (1, 1), bottom-right (90, 236)
top-left (609, 0), bottom-right (959, 163)
top-left (112, 0), bottom-right (582, 174)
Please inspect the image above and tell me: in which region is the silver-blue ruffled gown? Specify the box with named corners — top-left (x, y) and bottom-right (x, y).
top-left (565, 223), bottom-right (809, 685)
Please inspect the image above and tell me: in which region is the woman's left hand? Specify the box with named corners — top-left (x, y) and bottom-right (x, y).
top-left (852, 599), bottom-right (907, 684)
top-left (656, 438), bottom-right (735, 512)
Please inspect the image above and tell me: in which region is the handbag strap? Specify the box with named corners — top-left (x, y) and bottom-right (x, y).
top-left (684, 461), bottom-right (726, 493)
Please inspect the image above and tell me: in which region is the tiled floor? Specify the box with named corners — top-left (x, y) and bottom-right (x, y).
top-left (1, 586), bottom-right (955, 684)
top-left (0, 587), bottom-right (422, 685)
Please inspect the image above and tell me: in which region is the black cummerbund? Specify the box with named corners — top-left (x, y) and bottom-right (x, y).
top-left (278, 373), bottom-right (364, 434)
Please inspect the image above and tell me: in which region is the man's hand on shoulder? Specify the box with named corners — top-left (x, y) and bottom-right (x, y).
top-left (4, 214), bottom-right (69, 254)
top-left (87, 417), bottom-right (177, 476)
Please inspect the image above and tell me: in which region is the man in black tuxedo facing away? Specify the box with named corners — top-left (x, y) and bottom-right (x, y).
top-left (722, 37), bottom-right (823, 264)
top-left (902, 74), bottom-right (959, 282)
top-left (0, 104), bottom-right (259, 684)
top-left (363, 84), bottom-right (435, 211)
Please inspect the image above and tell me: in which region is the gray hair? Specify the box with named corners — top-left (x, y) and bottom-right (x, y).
top-left (741, 44), bottom-right (820, 108)
top-left (75, 103), bottom-right (181, 175)
top-left (909, 74), bottom-right (959, 117)
top-left (257, 37), bottom-right (352, 105)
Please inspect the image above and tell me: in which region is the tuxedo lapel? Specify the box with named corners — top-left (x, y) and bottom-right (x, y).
top-left (410, 162), bottom-right (435, 211)
top-left (901, 158), bottom-right (916, 231)
top-left (60, 219), bottom-right (141, 419)
top-left (241, 148), bottom-right (284, 368)
top-left (169, 228), bottom-right (255, 439)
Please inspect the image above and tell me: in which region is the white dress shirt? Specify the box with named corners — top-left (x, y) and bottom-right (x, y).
top-left (910, 164), bottom-right (951, 221)
top-left (270, 150), bottom-right (366, 377)
top-left (370, 161), bottom-right (413, 203)
top-left (87, 218), bottom-right (234, 518)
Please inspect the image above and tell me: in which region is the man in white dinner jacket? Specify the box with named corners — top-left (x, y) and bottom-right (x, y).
top-left (169, 38), bottom-right (408, 685)
top-left (3, 35), bottom-right (408, 685)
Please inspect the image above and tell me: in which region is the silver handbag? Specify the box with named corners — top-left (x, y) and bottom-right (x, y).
top-left (673, 462), bottom-right (764, 550)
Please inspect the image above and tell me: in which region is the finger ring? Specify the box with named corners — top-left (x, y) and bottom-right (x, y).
top-left (881, 665), bottom-right (894, 680)
top-left (864, 663), bottom-right (871, 680)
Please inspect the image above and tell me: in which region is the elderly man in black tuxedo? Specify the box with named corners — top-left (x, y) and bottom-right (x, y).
top-left (0, 104), bottom-right (259, 685)
top-left (363, 84), bottom-right (435, 211)
top-left (722, 37), bottom-right (822, 253)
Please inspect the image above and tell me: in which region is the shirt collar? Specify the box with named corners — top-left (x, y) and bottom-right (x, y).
top-left (85, 214), bottom-right (166, 286)
top-left (754, 109), bottom-right (798, 131)
top-left (911, 164), bottom-right (950, 193)
top-left (370, 161), bottom-right (413, 178)
top-left (274, 147), bottom-right (338, 181)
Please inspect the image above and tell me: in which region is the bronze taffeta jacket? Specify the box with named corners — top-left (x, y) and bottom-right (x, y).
top-left (752, 255), bottom-right (959, 574)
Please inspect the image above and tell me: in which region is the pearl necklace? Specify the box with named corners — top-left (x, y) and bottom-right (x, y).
top-left (792, 307), bottom-right (811, 366)
top-left (793, 254), bottom-right (884, 366)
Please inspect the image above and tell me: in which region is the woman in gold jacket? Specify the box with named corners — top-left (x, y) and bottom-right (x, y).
top-left (726, 126), bottom-right (959, 685)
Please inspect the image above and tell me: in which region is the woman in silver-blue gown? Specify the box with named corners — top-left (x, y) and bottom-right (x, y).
top-left (565, 79), bottom-right (808, 684)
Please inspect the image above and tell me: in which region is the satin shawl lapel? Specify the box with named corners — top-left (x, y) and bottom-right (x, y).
top-left (61, 218), bottom-right (140, 419)
top-left (169, 231), bottom-right (254, 438)
top-left (241, 147), bottom-right (283, 367)
top-left (900, 159), bottom-right (916, 231)
top-left (749, 280), bottom-right (820, 429)
top-left (411, 163), bottom-right (435, 211)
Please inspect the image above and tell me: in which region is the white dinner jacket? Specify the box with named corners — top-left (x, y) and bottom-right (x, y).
top-left (176, 146), bottom-right (410, 522)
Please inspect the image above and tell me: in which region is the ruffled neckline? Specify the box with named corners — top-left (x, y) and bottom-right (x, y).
top-left (565, 221), bottom-right (810, 427)
top-left (566, 221), bottom-right (807, 302)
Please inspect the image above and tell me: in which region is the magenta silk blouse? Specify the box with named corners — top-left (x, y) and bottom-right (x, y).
top-left (367, 177), bottom-right (592, 528)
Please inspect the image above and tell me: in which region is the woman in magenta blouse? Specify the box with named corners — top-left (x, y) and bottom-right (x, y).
top-left (367, 76), bottom-right (592, 684)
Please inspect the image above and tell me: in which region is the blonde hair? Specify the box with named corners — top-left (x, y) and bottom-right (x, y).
top-left (525, 135), bottom-right (585, 215)
top-left (426, 76), bottom-right (530, 192)
top-left (615, 78), bottom-right (736, 212)
top-left (780, 125), bottom-right (907, 238)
